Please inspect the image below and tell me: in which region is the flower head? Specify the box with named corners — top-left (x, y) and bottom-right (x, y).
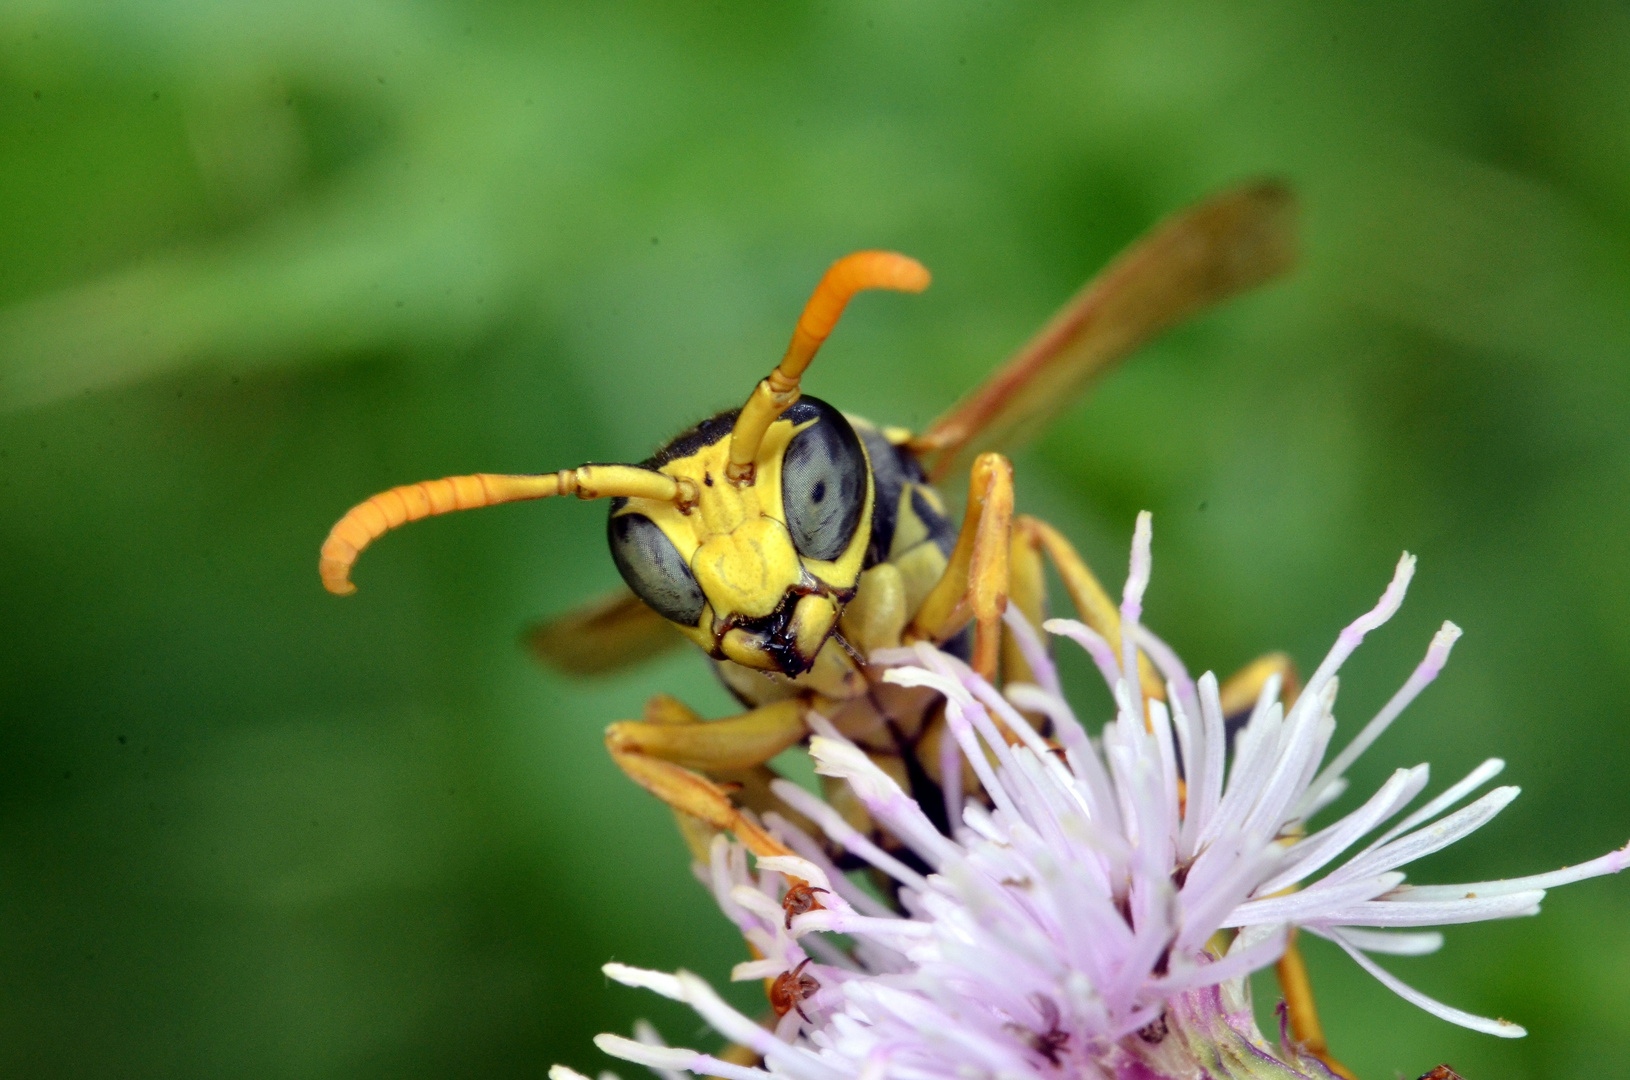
top-left (570, 513), bottom-right (1628, 1080)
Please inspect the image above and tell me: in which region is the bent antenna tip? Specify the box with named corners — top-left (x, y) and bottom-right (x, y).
top-left (319, 561), bottom-right (358, 596)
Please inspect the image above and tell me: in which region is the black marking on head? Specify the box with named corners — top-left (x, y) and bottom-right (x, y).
top-left (607, 513), bottom-right (706, 626)
top-left (645, 409), bottom-right (740, 470)
top-left (729, 589), bottom-right (810, 676)
top-left (721, 579), bottom-right (856, 677)
top-left (780, 397), bottom-right (867, 562)
top-left (608, 408), bottom-right (739, 522)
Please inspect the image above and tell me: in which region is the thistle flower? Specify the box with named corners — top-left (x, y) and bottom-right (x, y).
top-left (564, 513), bottom-right (1628, 1080)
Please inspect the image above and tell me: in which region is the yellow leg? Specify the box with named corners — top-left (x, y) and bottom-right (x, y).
top-left (966, 457), bottom-right (1015, 681)
top-left (1020, 515), bottom-right (1164, 704)
top-left (1275, 931), bottom-right (1357, 1080)
top-left (1219, 651), bottom-right (1301, 717)
top-left (905, 491), bottom-right (1171, 706)
top-left (606, 697), bottom-right (807, 773)
top-left (607, 720), bottom-right (794, 862)
top-left (907, 452), bottom-right (1014, 680)
top-left (1000, 517), bottom-right (1048, 687)
top-left (606, 694), bottom-right (816, 859)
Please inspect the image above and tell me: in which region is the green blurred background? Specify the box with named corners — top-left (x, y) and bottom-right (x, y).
top-left (2, 2), bottom-right (1628, 1077)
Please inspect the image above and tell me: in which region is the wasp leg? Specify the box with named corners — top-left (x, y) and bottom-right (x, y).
top-left (906, 452), bottom-right (1015, 680)
top-left (606, 697), bottom-right (807, 773)
top-left (607, 718), bottom-right (794, 861)
top-left (608, 695), bottom-right (816, 861)
top-left (1219, 651), bottom-right (1302, 718)
top-left (1275, 929), bottom-right (1357, 1080)
top-left (838, 562), bottom-right (912, 656)
top-left (1001, 516), bottom-right (1048, 687)
top-left (1019, 515), bottom-right (1164, 703)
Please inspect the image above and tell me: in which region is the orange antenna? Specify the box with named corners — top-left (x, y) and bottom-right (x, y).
top-left (320, 465), bottom-right (697, 596)
top-left (726, 250), bottom-right (930, 484)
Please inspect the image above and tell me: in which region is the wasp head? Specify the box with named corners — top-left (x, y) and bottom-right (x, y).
top-left (606, 397), bottom-right (872, 677)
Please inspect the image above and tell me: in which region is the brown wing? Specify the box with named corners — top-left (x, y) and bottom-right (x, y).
top-left (908, 180), bottom-right (1298, 481)
top-left (521, 587), bottom-right (688, 676)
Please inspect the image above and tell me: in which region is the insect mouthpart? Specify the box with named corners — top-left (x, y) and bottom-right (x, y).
top-left (716, 585), bottom-right (852, 677)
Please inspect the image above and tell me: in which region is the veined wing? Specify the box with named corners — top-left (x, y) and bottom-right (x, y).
top-left (908, 180), bottom-right (1297, 481)
top-left (522, 587), bottom-right (687, 676)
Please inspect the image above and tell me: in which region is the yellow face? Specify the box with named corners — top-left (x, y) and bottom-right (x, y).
top-left (606, 397), bottom-right (873, 676)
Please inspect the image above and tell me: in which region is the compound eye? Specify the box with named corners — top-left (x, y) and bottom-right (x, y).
top-left (607, 512), bottom-right (706, 626)
top-left (781, 398), bottom-right (867, 562)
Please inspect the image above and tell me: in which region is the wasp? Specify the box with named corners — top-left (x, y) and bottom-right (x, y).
top-left (321, 180), bottom-right (1299, 842)
top-left (319, 179), bottom-right (1353, 1071)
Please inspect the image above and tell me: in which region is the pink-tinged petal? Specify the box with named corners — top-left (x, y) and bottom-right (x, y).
top-left (1202, 698), bottom-right (1284, 852)
top-left (961, 666), bottom-right (1065, 768)
top-left (1225, 873), bottom-right (1405, 926)
top-left (1146, 697), bottom-right (1182, 852)
top-left (1004, 682), bottom-right (1093, 767)
top-left (1001, 605), bottom-right (1062, 698)
top-left (806, 734), bottom-right (959, 865)
top-left (762, 813), bottom-right (899, 920)
top-left (1364, 758), bottom-right (1505, 853)
top-left (673, 971), bottom-right (845, 1077)
top-left (790, 910), bottom-right (936, 940)
top-left (1255, 765), bottom-right (1429, 896)
top-left (593, 1036), bottom-right (774, 1080)
top-left (604, 963), bottom-right (686, 1000)
top-left (1294, 553), bottom-right (1416, 731)
top-left (1118, 513), bottom-right (1155, 700)
top-left (1320, 890), bottom-right (1544, 926)
top-left (1239, 679), bottom-right (1336, 840)
top-left (1178, 836), bottom-right (1286, 951)
top-left (1180, 671), bottom-right (1228, 859)
top-left (1130, 621), bottom-right (1201, 732)
top-left (937, 694), bottom-right (1025, 826)
top-left (549, 1064), bottom-right (602, 1080)
top-left (1045, 616), bottom-right (1123, 692)
top-left (754, 856), bottom-right (834, 892)
top-left (1325, 931), bottom-right (1526, 1038)
top-left (880, 660), bottom-right (972, 707)
top-left (729, 884), bottom-right (786, 926)
top-left (937, 718), bottom-right (964, 834)
top-left (1318, 928), bottom-right (1443, 956)
top-left (1300, 621), bottom-right (1461, 814)
top-left (732, 958), bottom-right (788, 981)
top-left (1391, 840), bottom-right (1630, 902)
top-left (1147, 924), bottom-right (1288, 996)
top-left (633, 1019), bottom-right (688, 1080)
top-left (768, 778), bottom-right (934, 894)
top-left (1327, 786), bottom-right (1520, 883)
